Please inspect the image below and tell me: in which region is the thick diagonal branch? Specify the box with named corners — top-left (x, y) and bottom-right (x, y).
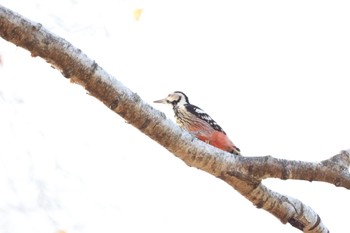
top-left (2, 5), bottom-right (347, 232)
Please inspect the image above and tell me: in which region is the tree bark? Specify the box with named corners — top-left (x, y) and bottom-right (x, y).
top-left (1, 5), bottom-right (349, 232)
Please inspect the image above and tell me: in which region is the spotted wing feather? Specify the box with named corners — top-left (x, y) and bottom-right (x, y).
top-left (185, 104), bottom-right (226, 134)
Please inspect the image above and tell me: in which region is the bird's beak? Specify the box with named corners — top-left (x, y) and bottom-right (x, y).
top-left (153, 98), bottom-right (167, 104)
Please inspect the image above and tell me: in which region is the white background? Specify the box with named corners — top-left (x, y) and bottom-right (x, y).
top-left (0, 0), bottom-right (349, 232)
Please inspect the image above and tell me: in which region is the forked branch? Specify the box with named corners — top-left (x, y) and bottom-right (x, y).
top-left (1, 5), bottom-right (349, 232)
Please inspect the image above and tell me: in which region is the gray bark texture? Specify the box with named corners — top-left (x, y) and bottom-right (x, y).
top-left (1, 5), bottom-right (349, 232)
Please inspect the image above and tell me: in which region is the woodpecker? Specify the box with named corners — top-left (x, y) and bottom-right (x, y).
top-left (154, 91), bottom-right (241, 155)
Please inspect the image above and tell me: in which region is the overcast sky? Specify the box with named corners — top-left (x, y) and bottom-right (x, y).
top-left (1, 1), bottom-right (350, 233)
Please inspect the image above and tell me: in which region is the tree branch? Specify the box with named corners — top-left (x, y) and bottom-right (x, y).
top-left (234, 150), bottom-right (350, 187)
top-left (1, 5), bottom-right (348, 232)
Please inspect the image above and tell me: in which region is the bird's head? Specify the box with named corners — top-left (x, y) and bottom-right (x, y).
top-left (154, 91), bottom-right (189, 107)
